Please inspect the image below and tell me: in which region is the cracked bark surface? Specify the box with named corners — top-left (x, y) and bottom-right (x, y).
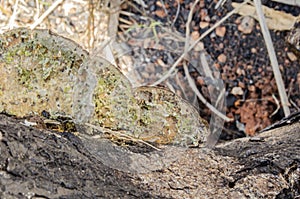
top-left (0, 113), bottom-right (299, 198)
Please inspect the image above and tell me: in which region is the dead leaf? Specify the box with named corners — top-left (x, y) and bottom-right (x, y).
top-left (232, 2), bottom-right (300, 31)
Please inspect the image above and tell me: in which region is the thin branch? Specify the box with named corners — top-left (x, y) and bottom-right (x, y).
top-left (253, 0), bottom-right (290, 116)
top-left (215, 0), bottom-right (227, 9)
top-left (184, 0), bottom-right (199, 55)
top-left (171, 0), bottom-right (181, 27)
top-left (183, 0), bottom-right (231, 126)
top-left (270, 94), bottom-right (280, 117)
top-left (289, 99), bottom-right (300, 111)
top-left (183, 62), bottom-right (232, 122)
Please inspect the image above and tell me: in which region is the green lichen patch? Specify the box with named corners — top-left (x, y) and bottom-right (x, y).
top-left (92, 63), bottom-right (137, 129)
top-left (0, 28), bottom-right (88, 117)
top-left (91, 70), bottom-right (208, 146)
top-left (133, 87), bottom-right (208, 146)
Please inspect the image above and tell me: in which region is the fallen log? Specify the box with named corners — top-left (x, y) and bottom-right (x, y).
top-left (0, 113), bottom-right (299, 198)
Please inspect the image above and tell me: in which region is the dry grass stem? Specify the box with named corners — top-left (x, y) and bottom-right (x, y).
top-left (171, 0), bottom-right (181, 27)
top-left (184, 0), bottom-right (199, 55)
top-left (253, 0), bottom-right (290, 116)
top-left (215, 0), bottom-right (227, 9)
top-left (34, 0), bottom-right (40, 20)
top-left (270, 94), bottom-right (280, 117)
top-left (200, 51), bottom-right (213, 79)
top-left (30, 0), bottom-right (64, 30)
top-left (289, 99), bottom-right (300, 111)
top-left (183, 62), bottom-right (232, 122)
top-left (85, 123), bottom-right (161, 151)
top-left (7, 0), bottom-right (19, 29)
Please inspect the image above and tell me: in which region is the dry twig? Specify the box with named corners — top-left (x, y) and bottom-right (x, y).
top-left (85, 123), bottom-right (161, 151)
top-left (253, 0), bottom-right (290, 116)
top-left (270, 94), bottom-right (280, 117)
top-left (171, 0), bottom-right (181, 27)
top-left (182, 62), bottom-right (230, 122)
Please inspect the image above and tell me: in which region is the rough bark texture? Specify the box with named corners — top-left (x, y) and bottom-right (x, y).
top-left (0, 113), bottom-right (299, 198)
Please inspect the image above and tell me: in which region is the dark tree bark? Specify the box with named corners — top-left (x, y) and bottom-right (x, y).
top-left (0, 113), bottom-right (299, 198)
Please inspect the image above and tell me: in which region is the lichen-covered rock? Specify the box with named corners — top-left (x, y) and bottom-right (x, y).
top-left (0, 28), bottom-right (208, 147)
top-left (0, 28), bottom-right (88, 117)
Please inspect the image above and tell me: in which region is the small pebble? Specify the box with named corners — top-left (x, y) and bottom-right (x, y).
top-left (191, 31), bottom-right (200, 40)
top-left (217, 53), bottom-right (227, 63)
top-left (219, 43), bottom-right (224, 49)
top-left (149, 4), bottom-right (156, 12)
top-left (199, 1), bottom-right (205, 8)
top-left (287, 52), bottom-right (298, 61)
top-left (247, 65), bottom-right (253, 70)
top-left (216, 26), bottom-right (226, 37)
top-left (251, 48), bottom-right (257, 53)
top-left (157, 58), bottom-right (168, 68)
top-left (194, 42), bottom-right (204, 51)
top-left (155, 9), bottom-right (167, 18)
top-left (238, 16), bottom-right (255, 34)
top-left (156, 1), bottom-right (164, 7)
top-left (199, 21), bottom-right (209, 29)
top-left (231, 87), bottom-right (244, 95)
top-left (248, 85), bottom-right (256, 92)
top-left (297, 73), bottom-right (300, 85)
top-left (204, 16), bottom-right (210, 22)
top-left (236, 67), bottom-right (245, 76)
